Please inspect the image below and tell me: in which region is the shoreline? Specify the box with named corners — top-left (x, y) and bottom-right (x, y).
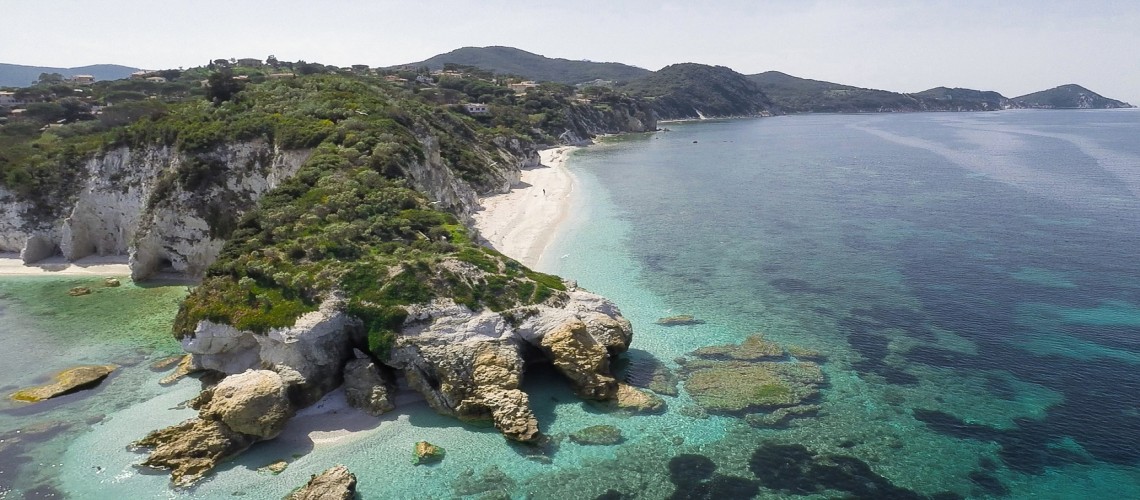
top-left (0, 254), bottom-right (131, 277)
top-left (472, 146), bottom-right (580, 270)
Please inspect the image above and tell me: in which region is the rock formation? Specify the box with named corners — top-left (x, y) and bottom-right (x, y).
top-left (342, 350), bottom-right (396, 416)
top-left (10, 365), bottom-right (117, 402)
top-left (285, 465), bottom-right (357, 500)
top-left (0, 142), bottom-right (310, 279)
top-left (133, 369), bottom-right (295, 486)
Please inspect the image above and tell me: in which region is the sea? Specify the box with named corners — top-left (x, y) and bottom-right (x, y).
top-left (2, 109), bottom-right (1139, 498)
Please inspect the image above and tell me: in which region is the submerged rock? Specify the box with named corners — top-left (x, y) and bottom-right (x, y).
top-left (622, 356), bottom-right (680, 396)
top-left (692, 334), bottom-right (785, 361)
top-left (149, 354), bottom-right (186, 372)
top-left (104, 277), bottom-right (121, 287)
top-left (258, 460), bottom-right (288, 475)
top-left (285, 465), bottom-right (357, 500)
top-left (569, 425), bottom-right (624, 446)
top-left (413, 441), bottom-right (445, 465)
top-left (610, 383), bottom-right (666, 414)
top-left (10, 364), bottom-right (117, 402)
top-left (158, 355), bottom-right (200, 385)
top-left (682, 360), bottom-right (823, 413)
top-left (67, 286), bottom-right (91, 296)
top-left (655, 315), bottom-right (704, 326)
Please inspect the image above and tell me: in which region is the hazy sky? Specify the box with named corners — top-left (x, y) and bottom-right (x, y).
top-left (4, 0), bottom-right (1138, 103)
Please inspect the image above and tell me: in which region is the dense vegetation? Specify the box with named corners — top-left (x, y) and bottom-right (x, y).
top-left (1013, 84), bottom-right (1133, 109)
top-left (620, 63), bottom-right (775, 120)
top-left (747, 71), bottom-right (924, 113)
top-left (0, 61), bottom-right (637, 357)
top-left (401, 46), bottom-right (651, 85)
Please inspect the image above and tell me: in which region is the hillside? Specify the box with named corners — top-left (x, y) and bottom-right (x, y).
top-left (621, 63), bottom-right (775, 120)
top-left (911, 87), bottom-right (1011, 111)
top-left (748, 71), bottom-right (920, 113)
top-left (1013, 84), bottom-right (1133, 109)
top-left (398, 46), bottom-right (651, 85)
top-left (0, 63), bottom-right (139, 87)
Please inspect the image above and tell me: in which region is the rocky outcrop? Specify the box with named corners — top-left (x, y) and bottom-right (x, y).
top-left (182, 295), bottom-right (363, 407)
top-left (342, 350), bottom-right (396, 416)
top-left (540, 321), bottom-right (618, 400)
top-left (388, 284), bottom-right (632, 442)
top-left (134, 370), bottom-right (294, 486)
top-left (285, 465), bottom-right (357, 500)
top-left (559, 101), bottom-right (657, 145)
top-left (0, 142), bottom-right (310, 280)
top-left (413, 441), bottom-right (446, 465)
top-left (10, 364), bottom-right (117, 403)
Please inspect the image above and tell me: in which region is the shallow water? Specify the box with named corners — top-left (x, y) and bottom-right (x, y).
top-left (5, 109), bottom-right (1140, 498)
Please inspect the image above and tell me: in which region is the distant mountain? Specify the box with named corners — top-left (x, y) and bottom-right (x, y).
top-left (0, 63), bottom-right (140, 87)
top-left (397, 46), bottom-right (651, 85)
top-left (1013, 84), bottom-right (1133, 109)
top-left (911, 87), bottom-right (1011, 111)
top-left (748, 71), bottom-right (922, 113)
top-left (621, 63), bottom-right (775, 120)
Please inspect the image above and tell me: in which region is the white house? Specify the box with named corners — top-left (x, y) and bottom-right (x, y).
top-left (464, 103), bottom-right (490, 114)
top-left (0, 91), bottom-right (26, 107)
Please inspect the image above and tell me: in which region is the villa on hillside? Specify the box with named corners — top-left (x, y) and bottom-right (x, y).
top-left (509, 81), bottom-right (539, 94)
top-left (70, 75), bottom-right (95, 85)
top-left (236, 58), bottom-right (263, 68)
top-left (464, 103), bottom-right (490, 114)
top-left (0, 91), bottom-right (28, 107)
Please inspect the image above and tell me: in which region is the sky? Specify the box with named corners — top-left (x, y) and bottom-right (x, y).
top-left (3, 0), bottom-right (1138, 103)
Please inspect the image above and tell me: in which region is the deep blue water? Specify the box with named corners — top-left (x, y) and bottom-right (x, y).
top-left (547, 109), bottom-right (1140, 498)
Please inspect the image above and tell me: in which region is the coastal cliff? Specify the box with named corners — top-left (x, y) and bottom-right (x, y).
top-left (0, 141), bottom-right (310, 279)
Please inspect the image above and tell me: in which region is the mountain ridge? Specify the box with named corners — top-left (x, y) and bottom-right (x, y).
top-left (0, 63), bottom-right (140, 87)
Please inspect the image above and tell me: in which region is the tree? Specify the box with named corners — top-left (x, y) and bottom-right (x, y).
top-left (37, 72), bottom-right (64, 84)
top-left (205, 68), bottom-right (245, 104)
top-left (267, 55), bottom-right (280, 68)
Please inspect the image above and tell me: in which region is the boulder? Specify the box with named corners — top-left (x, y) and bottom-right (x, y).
top-left (413, 441), bottom-right (445, 465)
top-left (285, 465), bottom-right (357, 500)
top-left (569, 425), bottom-right (623, 445)
top-left (655, 315), bottom-right (704, 326)
top-left (540, 321), bottom-right (618, 400)
top-left (104, 277), bottom-right (121, 287)
top-left (10, 365), bottom-right (117, 403)
top-left (692, 334), bottom-right (785, 361)
top-left (343, 353), bottom-right (396, 416)
top-left (196, 370), bottom-right (294, 439)
top-left (134, 370), bottom-right (295, 486)
top-left (610, 383), bottom-right (666, 414)
top-left (259, 460), bottom-right (288, 475)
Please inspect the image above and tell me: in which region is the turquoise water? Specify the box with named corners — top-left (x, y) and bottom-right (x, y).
top-left (5, 109), bottom-right (1140, 498)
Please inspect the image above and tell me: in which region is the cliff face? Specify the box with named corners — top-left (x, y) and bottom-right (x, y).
top-left (0, 132), bottom-right (538, 278)
top-left (558, 102), bottom-right (658, 145)
top-left (0, 141), bottom-right (311, 279)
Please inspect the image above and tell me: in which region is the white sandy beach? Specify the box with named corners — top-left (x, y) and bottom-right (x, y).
top-left (472, 146), bottom-right (579, 269)
top-left (0, 254), bottom-right (132, 277)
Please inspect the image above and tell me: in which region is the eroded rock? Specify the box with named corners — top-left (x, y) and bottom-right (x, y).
top-left (285, 465), bottom-right (357, 500)
top-left (10, 365), bottom-right (117, 402)
top-left (343, 352), bottom-right (396, 416)
top-left (540, 321), bottom-right (618, 400)
top-left (569, 425), bottom-right (624, 445)
top-left (413, 441), bottom-right (445, 465)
